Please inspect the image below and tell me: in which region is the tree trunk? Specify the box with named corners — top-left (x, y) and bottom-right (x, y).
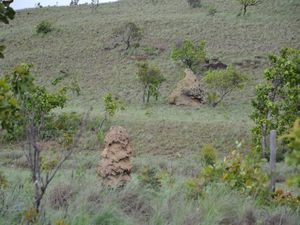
top-left (243, 5), bottom-right (247, 15)
top-left (261, 123), bottom-right (267, 158)
top-left (269, 130), bottom-right (277, 192)
top-left (147, 90), bottom-right (150, 103)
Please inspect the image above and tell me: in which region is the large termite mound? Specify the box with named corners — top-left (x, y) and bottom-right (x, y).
top-left (169, 69), bottom-right (205, 106)
top-left (97, 126), bottom-right (132, 187)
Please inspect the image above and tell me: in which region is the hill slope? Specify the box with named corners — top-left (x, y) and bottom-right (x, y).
top-left (0, 0), bottom-right (299, 155)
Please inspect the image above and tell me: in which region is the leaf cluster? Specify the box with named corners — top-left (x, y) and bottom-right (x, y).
top-left (0, 0), bottom-right (15, 58)
top-left (103, 92), bottom-right (124, 117)
top-left (0, 64), bottom-right (68, 140)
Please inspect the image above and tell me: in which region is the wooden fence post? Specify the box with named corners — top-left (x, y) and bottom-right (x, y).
top-left (269, 130), bottom-right (277, 192)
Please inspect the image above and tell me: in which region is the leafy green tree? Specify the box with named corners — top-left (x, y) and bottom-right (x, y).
top-left (250, 48), bottom-right (300, 157)
top-left (115, 22), bottom-right (143, 50)
top-left (171, 39), bottom-right (207, 72)
top-left (96, 93), bottom-right (124, 143)
top-left (203, 66), bottom-right (247, 107)
top-left (0, 0), bottom-right (15, 58)
top-left (136, 61), bottom-right (165, 103)
top-left (0, 63), bottom-right (87, 213)
top-left (238, 0), bottom-right (262, 15)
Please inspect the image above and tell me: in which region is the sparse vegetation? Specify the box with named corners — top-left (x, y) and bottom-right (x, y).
top-left (0, 0), bottom-right (299, 224)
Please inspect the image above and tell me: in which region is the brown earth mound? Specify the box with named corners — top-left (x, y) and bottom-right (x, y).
top-left (169, 69), bottom-right (205, 106)
top-left (97, 126), bottom-right (132, 187)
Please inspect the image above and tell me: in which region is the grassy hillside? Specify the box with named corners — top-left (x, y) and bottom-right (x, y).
top-left (2, 0), bottom-right (299, 155)
top-left (0, 1), bottom-right (300, 224)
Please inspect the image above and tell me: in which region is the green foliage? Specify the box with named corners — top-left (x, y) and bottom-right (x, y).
top-left (187, 0), bottom-right (201, 8)
top-left (0, 0), bottom-right (15, 58)
top-left (199, 144), bottom-right (217, 166)
top-left (0, 0), bottom-right (15, 24)
top-left (103, 93), bottom-right (123, 117)
top-left (208, 5), bottom-right (217, 16)
top-left (36, 20), bottom-right (53, 34)
top-left (272, 189), bottom-right (300, 211)
top-left (171, 39), bottom-right (207, 71)
top-left (0, 63), bottom-right (68, 140)
top-left (203, 66), bottom-right (247, 107)
top-left (0, 171), bottom-right (8, 189)
top-left (281, 119), bottom-right (300, 189)
top-left (136, 61), bottom-right (165, 103)
top-left (115, 22), bottom-right (143, 50)
top-left (137, 166), bottom-right (173, 190)
top-left (187, 148), bottom-right (269, 201)
top-left (250, 48), bottom-right (300, 154)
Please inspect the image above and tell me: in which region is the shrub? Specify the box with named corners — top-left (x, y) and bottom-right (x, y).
top-left (136, 61), bottom-right (165, 103)
top-left (171, 39), bottom-right (207, 72)
top-left (203, 66), bottom-right (247, 107)
top-left (187, 0), bottom-right (201, 8)
top-left (138, 166), bottom-right (162, 190)
top-left (186, 148), bottom-right (269, 201)
top-left (36, 20), bottom-right (53, 34)
top-left (199, 144), bottom-right (217, 166)
top-left (208, 6), bottom-right (217, 16)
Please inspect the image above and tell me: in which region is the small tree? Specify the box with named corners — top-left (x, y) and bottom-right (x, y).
top-left (187, 0), bottom-right (201, 8)
top-left (250, 48), bottom-right (300, 157)
top-left (137, 61), bottom-right (165, 103)
top-left (238, 0), bottom-right (262, 15)
top-left (0, 64), bottom-right (86, 214)
top-left (97, 92), bottom-right (124, 134)
top-left (171, 39), bottom-right (207, 72)
top-left (0, 0), bottom-right (15, 58)
top-left (203, 66), bottom-right (247, 107)
top-left (115, 22), bottom-right (143, 50)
